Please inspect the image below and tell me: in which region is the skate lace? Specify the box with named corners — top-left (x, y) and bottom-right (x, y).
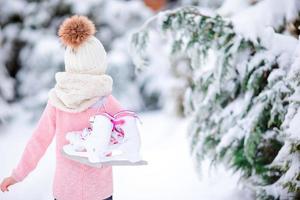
top-left (80, 127), bottom-right (92, 140)
top-left (110, 120), bottom-right (126, 144)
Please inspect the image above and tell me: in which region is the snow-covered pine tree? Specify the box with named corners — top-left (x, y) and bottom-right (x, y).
top-left (274, 41), bottom-right (300, 200)
top-left (130, 4), bottom-right (300, 199)
top-left (0, 0), bottom-right (72, 117)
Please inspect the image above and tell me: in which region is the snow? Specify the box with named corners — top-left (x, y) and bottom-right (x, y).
top-left (217, 0), bottom-right (251, 17)
top-left (260, 28), bottom-right (298, 70)
top-left (68, 0), bottom-right (101, 15)
top-left (16, 36), bottom-right (64, 109)
top-left (0, 67), bottom-right (15, 101)
top-left (0, 106), bottom-right (252, 200)
top-left (231, 0), bottom-right (300, 41)
top-left (286, 109), bottom-right (300, 139)
top-left (180, 0), bottom-right (223, 8)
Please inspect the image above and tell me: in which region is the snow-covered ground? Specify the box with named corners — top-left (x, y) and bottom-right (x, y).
top-left (0, 107), bottom-right (252, 200)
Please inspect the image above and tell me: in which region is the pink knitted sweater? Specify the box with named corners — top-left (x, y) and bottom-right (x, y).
top-left (10, 94), bottom-right (122, 200)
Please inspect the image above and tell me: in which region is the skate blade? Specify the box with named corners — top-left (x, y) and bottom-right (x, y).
top-left (63, 145), bottom-right (89, 157)
top-left (61, 149), bottom-right (148, 168)
top-left (97, 160), bottom-right (148, 166)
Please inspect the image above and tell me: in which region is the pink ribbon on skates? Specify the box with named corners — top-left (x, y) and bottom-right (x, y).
top-left (87, 110), bottom-right (141, 144)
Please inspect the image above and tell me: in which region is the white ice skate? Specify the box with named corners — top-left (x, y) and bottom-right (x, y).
top-left (62, 110), bottom-right (147, 167)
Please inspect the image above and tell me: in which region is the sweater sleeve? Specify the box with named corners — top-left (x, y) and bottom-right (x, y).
top-left (10, 100), bottom-right (56, 182)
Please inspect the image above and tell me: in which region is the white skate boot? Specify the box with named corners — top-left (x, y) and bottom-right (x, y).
top-left (99, 111), bottom-right (143, 163)
top-left (63, 114), bottom-right (113, 163)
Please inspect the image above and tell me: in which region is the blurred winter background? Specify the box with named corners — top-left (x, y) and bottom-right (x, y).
top-left (0, 0), bottom-right (300, 200)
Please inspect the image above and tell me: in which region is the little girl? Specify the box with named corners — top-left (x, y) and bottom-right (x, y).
top-left (0, 15), bottom-right (122, 200)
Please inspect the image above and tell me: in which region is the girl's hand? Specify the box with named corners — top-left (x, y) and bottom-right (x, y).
top-left (0, 176), bottom-right (17, 192)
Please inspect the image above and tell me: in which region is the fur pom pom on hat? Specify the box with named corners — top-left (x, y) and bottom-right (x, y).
top-left (58, 15), bottom-right (96, 49)
top-left (58, 15), bottom-right (108, 75)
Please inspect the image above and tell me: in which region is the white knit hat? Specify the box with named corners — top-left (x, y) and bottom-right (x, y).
top-left (48, 15), bottom-right (113, 113)
top-left (58, 15), bottom-right (107, 75)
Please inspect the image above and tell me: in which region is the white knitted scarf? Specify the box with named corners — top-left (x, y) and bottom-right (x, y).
top-left (48, 71), bottom-right (113, 113)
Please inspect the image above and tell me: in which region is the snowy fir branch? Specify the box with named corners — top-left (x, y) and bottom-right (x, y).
top-left (130, 6), bottom-right (300, 200)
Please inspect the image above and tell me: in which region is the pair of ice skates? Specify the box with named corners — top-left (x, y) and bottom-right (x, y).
top-left (62, 110), bottom-right (147, 167)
